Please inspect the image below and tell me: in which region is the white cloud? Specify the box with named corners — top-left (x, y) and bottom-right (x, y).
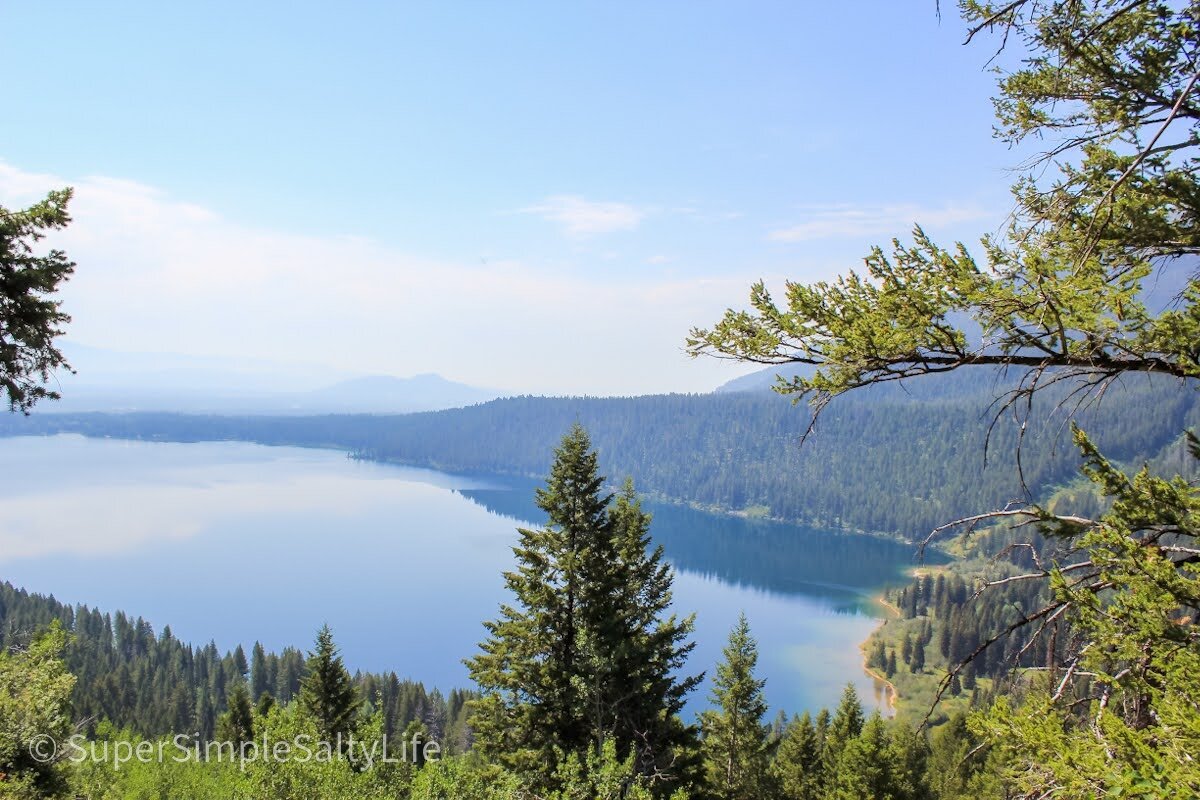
top-left (520, 194), bottom-right (646, 237)
top-left (768, 203), bottom-right (991, 242)
top-left (0, 162), bottom-right (752, 395)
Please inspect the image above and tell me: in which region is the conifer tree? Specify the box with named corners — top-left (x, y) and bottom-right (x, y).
top-left (299, 625), bottom-right (360, 743)
top-left (831, 712), bottom-right (896, 800)
top-left (0, 190), bottom-right (76, 413)
top-left (773, 712), bottom-right (823, 800)
top-left (467, 425), bottom-right (700, 794)
top-left (216, 681), bottom-right (254, 746)
top-left (251, 641), bottom-right (269, 700)
top-left (583, 479), bottom-right (703, 785)
top-left (701, 613), bottom-right (776, 800)
top-left (822, 684), bottom-right (864, 783)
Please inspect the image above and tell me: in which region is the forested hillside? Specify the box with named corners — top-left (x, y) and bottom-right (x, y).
top-left (4, 370), bottom-right (1196, 538)
top-left (0, 582), bottom-right (473, 752)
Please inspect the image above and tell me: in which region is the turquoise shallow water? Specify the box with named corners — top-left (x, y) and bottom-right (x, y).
top-left (0, 434), bottom-right (934, 718)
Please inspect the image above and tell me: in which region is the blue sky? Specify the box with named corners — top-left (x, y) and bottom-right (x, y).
top-left (1, 2), bottom-right (1019, 395)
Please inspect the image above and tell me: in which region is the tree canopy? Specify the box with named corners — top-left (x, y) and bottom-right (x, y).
top-left (688, 1), bottom-right (1200, 425)
top-left (466, 424), bottom-right (700, 796)
top-left (0, 189), bottom-right (75, 413)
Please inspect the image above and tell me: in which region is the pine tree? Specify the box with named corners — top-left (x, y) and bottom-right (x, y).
top-left (814, 709), bottom-right (830, 750)
top-left (0, 189), bottom-right (76, 413)
top-left (701, 613), bottom-right (776, 800)
top-left (215, 681), bottom-right (254, 746)
top-left (773, 712), bottom-right (823, 800)
top-left (831, 712), bottom-right (891, 799)
top-left (585, 479), bottom-right (702, 784)
top-left (911, 638), bottom-right (926, 674)
top-left (467, 425), bottom-right (700, 794)
top-left (885, 650), bottom-right (897, 679)
top-left (822, 684), bottom-right (864, 782)
top-left (251, 641), bottom-right (270, 700)
top-left (232, 644), bottom-right (249, 678)
top-left (961, 662), bottom-right (976, 691)
top-left (299, 625), bottom-right (360, 743)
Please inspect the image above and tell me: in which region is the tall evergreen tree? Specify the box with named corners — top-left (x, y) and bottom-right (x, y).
top-left (299, 625), bottom-right (360, 743)
top-left (215, 681), bottom-right (254, 747)
top-left (467, 425), bottom-right (700, 794)
top-left (773, 712), bottom-right (823, 800)
top-left (831, 712), bottom-right (896, 800)
top-left (822, 684), bottom-right (864, 785)
top-left (250, 641), bottom-right (270, 701)
top-left (585, 479), bottom-right (702, 784)
top-left (701, 613), bottom-right (776, 800)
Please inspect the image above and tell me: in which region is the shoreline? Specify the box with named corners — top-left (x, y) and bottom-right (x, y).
top-left (861, 592), bottom-right (902, 715)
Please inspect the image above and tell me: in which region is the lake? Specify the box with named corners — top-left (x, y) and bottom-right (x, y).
top-left (0, 434), bottom-right (934, 718)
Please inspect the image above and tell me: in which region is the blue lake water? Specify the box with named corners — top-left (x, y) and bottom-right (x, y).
top-left (0, 434), bottom-right (936, 718)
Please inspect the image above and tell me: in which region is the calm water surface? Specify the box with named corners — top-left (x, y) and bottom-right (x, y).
top-left (0, 434), bottom-right (937, 717)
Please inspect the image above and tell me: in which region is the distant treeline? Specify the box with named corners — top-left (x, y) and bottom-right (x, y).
top-left (0, 582), bottom-right (473, 751)
top-left (2, 370), bottom-right (1195, 538)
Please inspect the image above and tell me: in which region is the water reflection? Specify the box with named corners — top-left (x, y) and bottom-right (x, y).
top-left (458, 480), bottom-right (940, 610)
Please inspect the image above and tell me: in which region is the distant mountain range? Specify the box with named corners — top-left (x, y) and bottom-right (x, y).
top-left (714, 365), bottom-right (814, 394)
top-left (47, 343), bottom-right (500, 414)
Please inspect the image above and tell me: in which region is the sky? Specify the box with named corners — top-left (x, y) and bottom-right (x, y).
top-left (0, 2), bottom-right (1021, 396)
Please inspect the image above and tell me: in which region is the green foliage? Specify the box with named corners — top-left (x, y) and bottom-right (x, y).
top-left (0, 622), bottom-right (74, 799)
top-left (0, 190), bottom-right (75, 414)
top-left (700, 614), bottom-right (776, 800)
top-left (298, 625), bottom-right (360, 745)
top-left (685, 1), bottom-right (1200, 797)
top-left (822, 684), bottom-right (864, 774)
top-left (467, 425), bottom-right (700, 795)
top-left (409, 755), bottom-right (522, 799)
top-left (0, 584), bottom-right (471, 759)
top-left (549, 738), bottom-right (676, 800)
top-left (68, 707), bottom-right (420, 800)
top-left (970, 429), bottom-right (1200, 797)
top-left (688, 1), bottom-right (1200, 424)
top-left (772, 712), bottom-right (823, 800)
top-left (214, 681), bottom-right (254, 748)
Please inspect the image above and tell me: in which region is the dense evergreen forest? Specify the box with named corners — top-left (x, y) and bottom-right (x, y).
top-left (2, 370), bottom-right (1195, 539)
top-left (0, 582), bottom-right (474, 754)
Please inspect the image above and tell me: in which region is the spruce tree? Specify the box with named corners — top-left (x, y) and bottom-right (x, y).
top-left (831, 712), bottom-right (896, 800)
top-left (701, 613), bottom-right (776, 800)
top-left (773, 712), bottom-right (823, 800)
top-left (467, 425), bottom-right (700, 794)
top-left (587, 480), bottom-right (702, 784)
top-left (822, 684), bottom-right (864, 783)
top-left (251, 641), bottom-right (269, 700)
top-left (912, 638), bottom-right (926, 674)
top-left (216, 681), bottom-right (254, 746)
top-left (299, 625), bottom-right (360, 743)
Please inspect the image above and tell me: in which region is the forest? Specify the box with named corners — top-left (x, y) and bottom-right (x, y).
top-left (2, 368), bottom-right (1196, 539)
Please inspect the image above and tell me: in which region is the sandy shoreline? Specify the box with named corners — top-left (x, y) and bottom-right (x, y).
top-left (861, 593), bottom-right (902, 714)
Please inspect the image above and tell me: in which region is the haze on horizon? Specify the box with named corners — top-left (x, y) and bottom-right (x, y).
top-left (1, 3), bottom-right (1016, 398)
